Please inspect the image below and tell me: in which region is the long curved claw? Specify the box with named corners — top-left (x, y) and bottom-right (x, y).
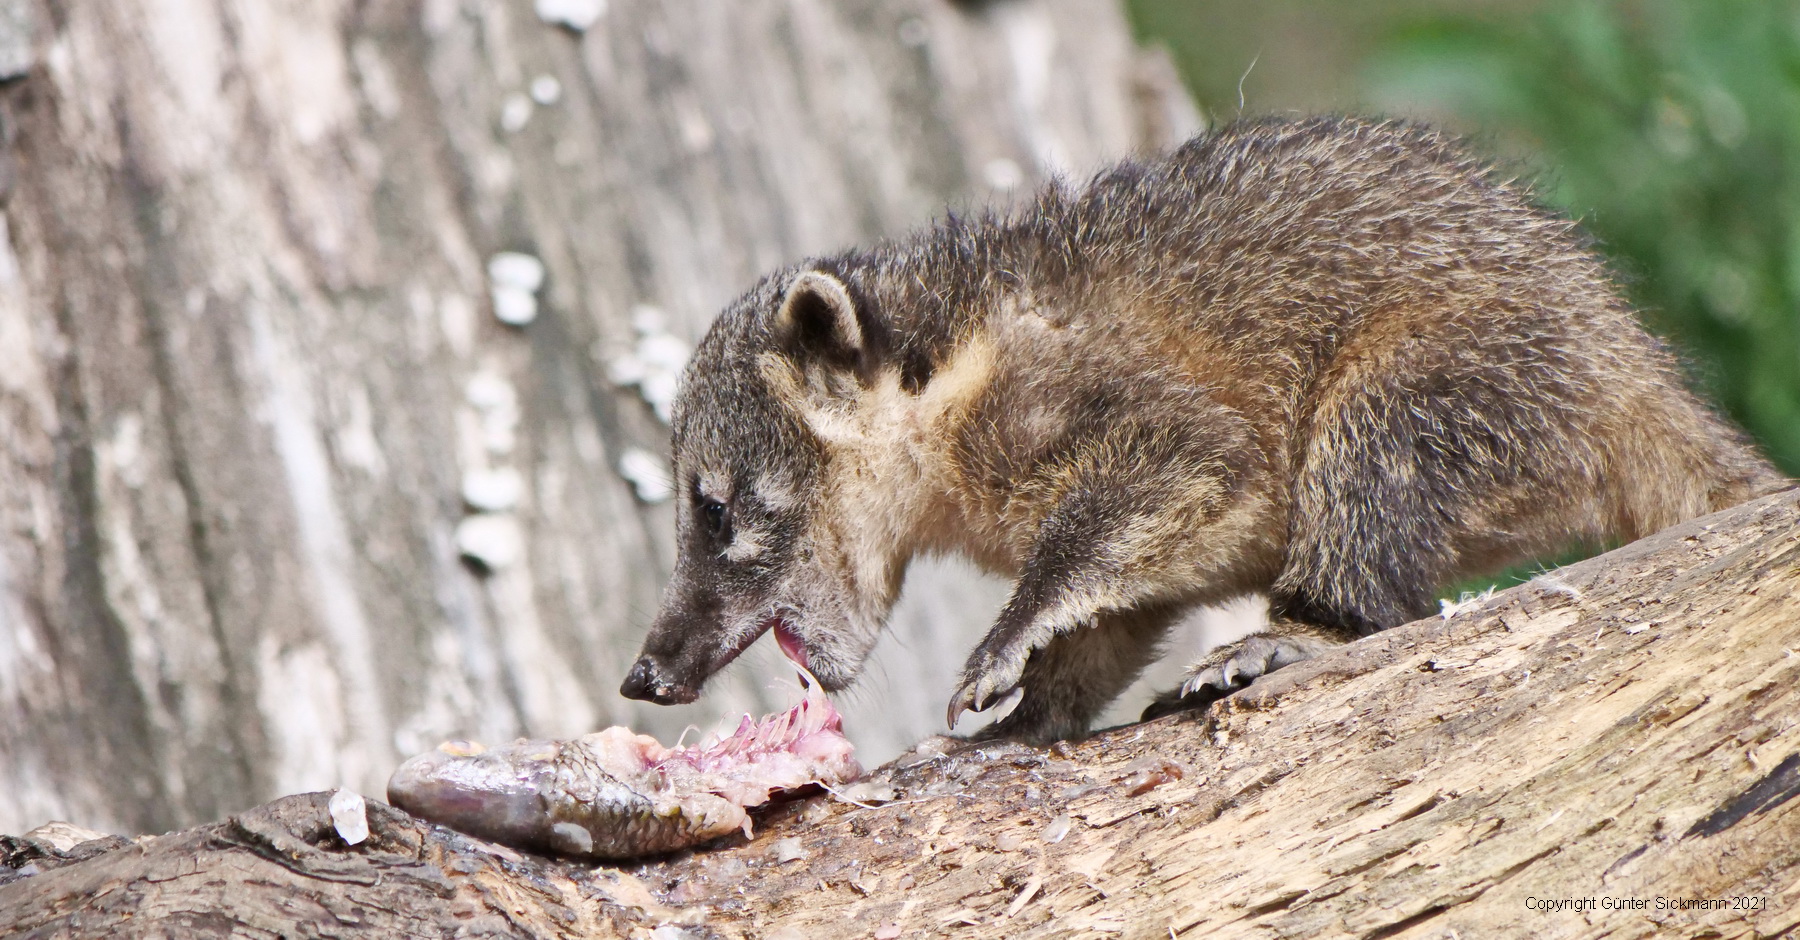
top-left (946, 687), bottom-right (973, 730)
top-left (945, 669), bottom-right (1021, 730)
top-left (946, 626), bottom-right (1036, 731)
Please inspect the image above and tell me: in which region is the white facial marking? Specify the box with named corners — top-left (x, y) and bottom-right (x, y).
top-left (751, 474), bottom-right (800, 513)
top-left (695, 469), bottom-right (731, 504)
top-left (725, 525), bottom-right (768, 562)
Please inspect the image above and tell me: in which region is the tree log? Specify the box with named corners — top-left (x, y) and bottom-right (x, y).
top-left (5, 488), bottom-right (1797, 939)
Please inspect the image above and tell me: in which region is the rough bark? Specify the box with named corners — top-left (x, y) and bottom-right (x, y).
top-left (0, 0), bottom-right (1199, 835)
top-left (5, 489), bottom-right (1797, 939)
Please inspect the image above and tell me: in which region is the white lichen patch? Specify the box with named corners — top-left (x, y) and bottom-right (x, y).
top-left (491, 286), bottom-right (535, 325)
top-left (619, 447), bottom-right (673, 503)
top-left (465, 371), bottom-right (521, 456)
top-left (490, 250), bottom-right (543, 286)
top-left (462, 466), bottom-right (524, 512)
top-left (500, 93), bottom-right (533, 133)
top-left (456, 513), bottom-right (524, 571)
top-left (607, 304), bottom-right (690, 424)
top-left (465, 370), bottom-right (517, 412)
top-left (456, 369), bottom-right (530, 575)
top-left (535, 0), bottom-right (607, 32)
top-left (529, 74), bottom-right (562, 105)
top-left (329, 788), bottom-right (369, 845)
top-left (106, 412), bottom-right (147, 489)
top-left (487, 252), bottom-right (546, 326)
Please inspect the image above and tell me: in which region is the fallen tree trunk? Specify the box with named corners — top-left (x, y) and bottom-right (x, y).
top-left (5, 488), bottom-right (1798, 939)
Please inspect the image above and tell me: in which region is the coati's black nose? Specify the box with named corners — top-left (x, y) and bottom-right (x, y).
top-left (619, 657), bottom-right (661, 702)
top-left (619, 656), bottom-right (698, 705)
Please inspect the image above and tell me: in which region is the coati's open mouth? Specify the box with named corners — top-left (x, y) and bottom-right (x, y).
top-left (709, 613), bottom-right (804, 676)
top-left (773, 618), bottom-right (810, 670)
top-left (698, 613), bottom-right (805, 687)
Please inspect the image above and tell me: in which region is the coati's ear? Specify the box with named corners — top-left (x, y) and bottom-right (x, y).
top-left (772, 271), bottom-right (869, 383)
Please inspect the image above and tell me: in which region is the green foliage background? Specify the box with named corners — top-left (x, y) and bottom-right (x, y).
top-left (1127, 0), bottom-right (1800, 476)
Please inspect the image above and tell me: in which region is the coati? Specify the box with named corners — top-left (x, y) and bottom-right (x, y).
top-left (619, 117), bottom-right (1787, 744)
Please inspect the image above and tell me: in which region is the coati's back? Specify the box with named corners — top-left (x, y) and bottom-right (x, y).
top-left (624, 116), bottom-right (1787, 744)
top-left (925, 119), bottom-right (1783, 620)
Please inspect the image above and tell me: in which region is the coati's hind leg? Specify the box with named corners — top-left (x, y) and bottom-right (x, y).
top-left (1141, 618), bottom-right (1352, 721)
top-left (1270, 323), bottom-right (1645, 632)
top-left (1147, 330), bottom-right (1614, 719)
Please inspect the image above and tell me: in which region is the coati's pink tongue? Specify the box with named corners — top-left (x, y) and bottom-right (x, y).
top-left (774, 620), bottom-right (810, 669)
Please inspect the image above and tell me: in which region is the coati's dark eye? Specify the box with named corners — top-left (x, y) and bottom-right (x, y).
top-left (699, 498), bottom-right (730, 540)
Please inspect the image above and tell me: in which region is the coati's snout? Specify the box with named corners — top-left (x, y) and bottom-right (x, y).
top-left (619, 604), bottom-right (840, 706)
top-left (618, 605), bottom-right (775, 706)
top-left (620, 567), bottom-right (787, 705)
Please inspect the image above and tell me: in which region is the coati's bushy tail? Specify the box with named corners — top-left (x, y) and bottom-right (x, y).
top-left (1597, 379), bottom-right (1788, 533)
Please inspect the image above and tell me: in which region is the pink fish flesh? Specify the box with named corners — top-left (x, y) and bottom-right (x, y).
top-left (386, 675), bottom-right (861, 859)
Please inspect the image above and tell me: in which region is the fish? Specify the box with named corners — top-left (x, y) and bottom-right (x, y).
top-left (386, 672), bottom-right (861, 859)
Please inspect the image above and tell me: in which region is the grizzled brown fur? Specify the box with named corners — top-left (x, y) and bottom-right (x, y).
top-left (620, 117), bottom-right (1787, 744)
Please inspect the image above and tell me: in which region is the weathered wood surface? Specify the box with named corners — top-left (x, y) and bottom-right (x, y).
top-left (0, 0), bottom-right (1198, 836)
top-left (5, 489), bottom-right (1797, 939)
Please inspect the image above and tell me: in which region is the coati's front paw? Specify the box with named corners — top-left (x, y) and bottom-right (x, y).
top-left (946, 638), bottom-right (1033, 729)
top-left (1141, 629), bottom-right (1347, 721)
